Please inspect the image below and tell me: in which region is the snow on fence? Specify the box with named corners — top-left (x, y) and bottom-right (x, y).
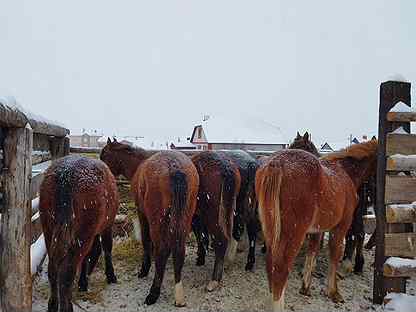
top-left (0, 97), bottom-right (70, 312)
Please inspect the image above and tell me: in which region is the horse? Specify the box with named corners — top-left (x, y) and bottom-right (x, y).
top-left (39, 155), bottom-right (119, 312)
top-left (260, 131), bottom-right (320, 255)
top-left (217, 150), bottom-right (258, 271)
top-left (256, 140), bottom-right (377, 311)
top-left (191, 151), bottom-right (241, 291)
top-left (342, 175), bottom-right (375, 274)
top-left (100, 138), bottom-right (199, 306)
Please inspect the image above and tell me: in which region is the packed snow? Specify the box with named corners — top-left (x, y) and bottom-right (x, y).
top-left (389, 101), bottom-right (413, 113)
top-left (383, 293), bottom-right (416, 312)
top-left (31, 234), bottom-right (47, 276)
top-left (385, 257), bottom-right (416, 270)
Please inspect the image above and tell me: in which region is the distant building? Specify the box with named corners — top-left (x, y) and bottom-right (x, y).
top-left (170, 137), bottom-right (197, 150)
top-left (189, 115), bottom-right (287, 151)
top-left (70, 130), bottom-right (102, 148)
top-left (319, 135), bottom-right (376, 154)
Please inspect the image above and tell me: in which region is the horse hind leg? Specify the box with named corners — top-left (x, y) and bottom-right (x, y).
top-left (327, 227), bottom-right (349, 303)
top-left (101, 227), bottom-right (117, 284)
top-left (340, 231), bottom-right (355, 275)
top-left (207, 233), bottom-right (227, 292)
top-left (78, 235), bottom-right (101, 292)
top-left (145, 246), bottom-right (170, 305)
top-left (138, 212), bottom-right (152, 278)
top-left (245, 217), bottom-right (258, 271)
top-left (58, 250), bottom-right (77, 312)
top-left (354, 232), bottom-right (365, 273)
top-left (172, 236), bottom-right (187, 307)
top-left (47, 261), bottom-right (59, 312)
top-left (192, 215), bottom-right (207, 266)
top-left (300, 232), bottom-right (322, 296)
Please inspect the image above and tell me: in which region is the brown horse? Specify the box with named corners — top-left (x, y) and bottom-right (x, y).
top-left (100, 139), bottom-right (199, 306)
top-left (40, 155), bottom-right (119, 312)
top-left (191, 151), bottom-right (241, 291)
top-left (256, 140), bottom-right (377, 311)
top-left (260, 131), bottom-right (320, 255)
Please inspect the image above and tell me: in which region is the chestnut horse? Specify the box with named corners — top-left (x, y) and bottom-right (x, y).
top-left (40, 155), bottom-right (119, 312)
top-left (100, 139), bottom-right (199, 306)
top-left (191, 151), bottom-right (241, 291)
top-left (217, 150), bottom-right (258, 271)
top-left (260, 132), bottom-right (320, 255)
top-left (257, 140), bottom-right (377, 311)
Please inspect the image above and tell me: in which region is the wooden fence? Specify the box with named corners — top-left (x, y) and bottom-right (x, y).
top-left (373, 80), bottom-right (416, 303)
top-left (0, 100), bottom-right (69, 312)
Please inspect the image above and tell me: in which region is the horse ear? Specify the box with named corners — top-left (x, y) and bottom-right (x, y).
top-left (113, 137), bottom-right (118, 143)
top-left (303, 132), bottom-right (309, 141)
top-left (107, 137), bottom-right (112, 144)
top-left (296, 131), bottom-right (301, 139)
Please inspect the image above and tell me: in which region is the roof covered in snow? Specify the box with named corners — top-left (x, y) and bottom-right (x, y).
top-left (191, 115), bottom-right (287, 145)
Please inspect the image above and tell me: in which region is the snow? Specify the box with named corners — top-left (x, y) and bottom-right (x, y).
top-left (0, 95), bottom-right (67, 128)
top-left (384, 293), bottom-right (416, 312)
top-left (391, 126), bottom-right (409, 134)
top-left (389, 101), bottom-right (413, 113)
top-left (387, 74), bottom-right (409, 83)
top-left (32, 197), bottom-right (40, 214)
top-left (32, 160), bottom-right (51, 175)
top-left (32, 150), bottom-right (50, 156)
top-left (31, 234), bottom-right (47, 276)
top-left (385, 257), bottom-right (416, 269)
top-left (390, 154), bottom-right (416, 160)
top-left (194, 114), bottom-right (287, 145)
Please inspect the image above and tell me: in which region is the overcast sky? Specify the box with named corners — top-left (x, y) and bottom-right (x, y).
top-left (1, 1), bottom-right (415, 145)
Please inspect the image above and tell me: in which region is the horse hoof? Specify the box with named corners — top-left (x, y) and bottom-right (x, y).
top-left (138, 270), bottom-right (149, 279)
top-left (196, 257), bottom-right (205, 266)
top-left (206, 280), bottom-right (220, 292)
top-left (340, 260), bottom-right (353, 275)
top-left (175, 301), bottom-right (187, 308)
top-left (329, 291), bottom-right (345, 303)
top-left (299, 285), bottom-right (311, 297)
top-left (245, 262), bottom-right (254, 272)
top-left (107, 273), bottom-right (117, 284)
top-left (145, 292), bottom-right (159, 305)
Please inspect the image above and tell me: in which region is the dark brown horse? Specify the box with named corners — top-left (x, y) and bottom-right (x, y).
top-left (217, 150), bottom-right (258, 271)
top-left (191, 151), bottom-right (241, 291)
top-left (256, 140), bottom-right (377, 311)
top-left (40, 155), bottom-right (119, 312)
top-left (100, 139), bottom-right (199, 306)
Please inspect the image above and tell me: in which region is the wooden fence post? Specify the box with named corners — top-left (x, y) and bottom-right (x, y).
top-left (373, 81), bottom-right (411, 304)
top-left (0, 124), bottom-right (33, 312)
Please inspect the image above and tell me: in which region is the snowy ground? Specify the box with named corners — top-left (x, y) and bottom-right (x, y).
top-left (31, 235), bottom-right (415, 312)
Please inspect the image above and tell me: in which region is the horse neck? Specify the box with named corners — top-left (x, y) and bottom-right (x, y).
top-left (120, 151), bottom-right (148, 180)
top-left (337, 157), bottom-right (374, 190)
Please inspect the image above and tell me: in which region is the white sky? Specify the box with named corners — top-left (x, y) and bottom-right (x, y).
top-left (1, 1), bottom-right (415, 145)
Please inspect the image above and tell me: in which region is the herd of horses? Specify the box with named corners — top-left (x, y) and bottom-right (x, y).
top-left (38, 132), bottom-right (378, 312)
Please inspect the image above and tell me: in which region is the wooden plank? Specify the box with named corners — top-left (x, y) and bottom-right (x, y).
top-left (30, 173), bottom-right (44, 200)
top-left (32, 133), bottom-right (51, 151)
top-left (386, 133), bottom-right (416, 156)
top-left (384, 257), bottom-right (416, 277)
top-left (387, 111), bottom-right (416, 122)
top-left (385, 233), bottom-right (416, 257)
top-left (387, 154), bottom-right (416, 171)
top-left (385, 175), bottom-right (416, 204)
top-left (32, 151), bottom-right (51, 165)
top-left (0, 124), bottom-right (33, 312)
top-left (0, 101), bottom-right (27, 128)
top-left (386, 204), bottom-right (416, 223)
top-left (29, 118), bottom-right (69, 137)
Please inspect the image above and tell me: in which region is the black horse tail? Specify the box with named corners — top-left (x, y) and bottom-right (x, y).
top-left (220, 165), bottom-right (237, 240)
top-left (247, 161), bottom-right (258, 219)
top-left (50, 168), bottom-right (76, 265)
top-left (170, 171), bottom-right (188, 241)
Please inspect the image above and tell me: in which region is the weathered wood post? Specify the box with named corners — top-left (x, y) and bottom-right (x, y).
top-left (373, 80), bottom-right (411, 304)
top-left (0, 124), bottom-right (33, 312)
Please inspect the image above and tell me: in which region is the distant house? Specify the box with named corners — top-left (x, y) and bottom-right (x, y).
top-left (190, 115), bottom-right (287, 151)
top-left (170, 137), bottom-right (197, 150)
top-left (70, 130), bottom-right (102, 148)
top-left (319, 135), bottom-right (377, 154)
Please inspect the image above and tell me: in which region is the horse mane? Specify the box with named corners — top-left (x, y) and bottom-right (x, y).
top-left (323, 140), bottom-right (378, 161)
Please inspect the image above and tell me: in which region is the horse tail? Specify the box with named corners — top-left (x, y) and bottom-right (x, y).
top-left (257, 162), bottom-right (282, 260)
top-left (219, 165), bottom-right (237, 240)
top-left (247, 161), bottom-right (258, 218)
top-left (49, 169), bottom-right (76, 265)
top-left (170, 170), bottom-right (188, 242)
